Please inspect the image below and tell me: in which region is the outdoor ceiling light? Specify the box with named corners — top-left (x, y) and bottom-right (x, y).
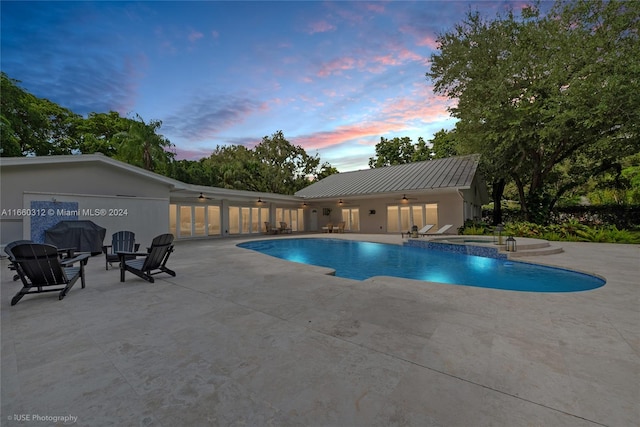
top-left (198, 193), bottom-right (205, 200)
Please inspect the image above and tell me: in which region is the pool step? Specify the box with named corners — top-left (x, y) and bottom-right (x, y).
top-left (503, 243), bottom-right (564, 258)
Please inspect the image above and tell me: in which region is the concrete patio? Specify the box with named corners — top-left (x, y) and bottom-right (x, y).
top-left (1, 234), bottom-right (638, 426)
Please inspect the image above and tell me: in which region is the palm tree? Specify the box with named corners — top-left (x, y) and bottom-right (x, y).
top-left (114, 114), bottom-right (174, 172)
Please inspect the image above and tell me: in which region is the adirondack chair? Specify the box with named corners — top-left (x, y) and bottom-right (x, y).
top-left (8, 243), bottom-right (90, 306)
top-left (118, 233), bottom-right (176, 283)
top-left (102, 231), bottom-right (140, 270)
top-left (5, 239), bottom-right (33, 281)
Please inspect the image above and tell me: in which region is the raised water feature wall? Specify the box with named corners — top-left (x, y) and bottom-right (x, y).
top-left (404, 239), bottom-right (508, 260)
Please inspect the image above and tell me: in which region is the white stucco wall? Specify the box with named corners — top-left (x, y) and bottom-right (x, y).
top-left (305, 189), bottom-right (466, 234)
top-left (1, 161), bottom-right (172, 247)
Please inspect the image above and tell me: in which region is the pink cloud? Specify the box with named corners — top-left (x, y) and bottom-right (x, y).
top-left (307, 20), bottom-right (336, 34)
top-left (188, 30), bottom-right (203, 42)
top-left (211, 30), bottom-right (219, 39)
top-left (291, 90), bottom-right (454, 153)
top-left (293, 122), bottom-right (408, 151)
top-left (366, 3), bottom-right (385, 13)
top-left (416, 35), bottom-right (438, 49)
top-left (379, 94), bottom-right (453, 124)
top-left (399, 24), bottom-right (439, 50)
top-left (317, 56), bottom-right (359, 77)
top-left (174, 146), bottom-right (214, 161)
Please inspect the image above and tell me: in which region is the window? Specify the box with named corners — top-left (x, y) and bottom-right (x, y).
top-left (169, 204), bottom-right (177, 236)
top-left (275, 207), bottom-right (303, 231)
top-left (241, 207), bottom-right (251, 233)
top-left (425, 203), bottom-right (438, 229)
top-left (207, 206), bottom-right (221, 235)
top-left (296, 208), bottom-right (304, 231)
top-left (228, 207), bottom-right (240, 234)
top-left (387, 206), bottom-right (399, 232)
top-left (229, 205), bottom-right (269, 234)
top-left (194, 206), bottom-right (205, 236)
top-left (180, 206), bottom-right (192, 237)
top-left (400, 206), bottom-right (411, 232)
top-left (170, 204), bottom-right (222, 238)
top-left (261, 207), bottom-right (270, 230)
top-left (341, 208), bottom-right (359, 231)
top-left (387, 204), bottom-right (438, 232)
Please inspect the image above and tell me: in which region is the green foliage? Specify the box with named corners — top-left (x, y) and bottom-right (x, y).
top-left (457, 219), bottom-right (491, 235)
top-left (428, 0), bottom-right (640, 224)
top-left (1, 72), bottom-right (82, 156)
top-left (112, 114), bottom-right (174, 172)
top-left (368, 136), bottom-right (432, 168)
top-left (367, 132), bottom-right (459, 169)
top-left (502, 220), bottom-right (640, 243)
top-left (430, 129), bottom-right (458, 159)
top-left (76, 111), bottom-right (129, 156)
top-left (171, 131), bottom-right (337, 194)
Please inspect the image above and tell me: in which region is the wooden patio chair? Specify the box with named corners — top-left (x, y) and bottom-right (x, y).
top-left (278, 222), bottom-right (292, 234)
top-left (332, 221), bottom-right (346, 233)
top-left (321, 222), bottom-right (333, 233)
top-left (8, 243), bottom-right (90, 306)
top-left (118, 233), bottom-right (176, 283)
top-left (102, 231), bottom-right (140, 270)
top-left (264, 222), bottom-right (278, 235)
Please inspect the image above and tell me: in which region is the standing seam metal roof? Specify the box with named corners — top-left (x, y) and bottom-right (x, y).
top-left (295, 154), bottom-right (481, 199)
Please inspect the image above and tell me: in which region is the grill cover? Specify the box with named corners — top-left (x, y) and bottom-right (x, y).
top-left (45, 220), bottom-right (106, 254)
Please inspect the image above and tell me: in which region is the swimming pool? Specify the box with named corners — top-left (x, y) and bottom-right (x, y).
top-left (237, 238), bottom-right (605, 292)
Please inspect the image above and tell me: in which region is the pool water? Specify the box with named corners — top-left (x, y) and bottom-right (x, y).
top-left (237, 238), bottom-right (605, 293)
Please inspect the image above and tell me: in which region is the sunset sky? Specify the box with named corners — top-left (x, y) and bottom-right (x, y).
top-left (1, 1), bottom-right (535, 171)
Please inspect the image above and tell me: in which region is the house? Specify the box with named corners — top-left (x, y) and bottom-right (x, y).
top-left (0, 153), bottom-right (488, 247)
top-left (0, 154), bottom-right (303, 247)
top-left (295, 154), bottom-right (489, 234)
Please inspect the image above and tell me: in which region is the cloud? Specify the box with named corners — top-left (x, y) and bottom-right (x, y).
top-left (366, 3), bottom-right (386, 14)
top-left (316, 56), bottom-right (359, 77)
top-left (293, 121), bottom-right (405, 151)
top-left (379, 93), bottom-right (453, 125)
top-left (307, 20), bottom-right (336, 34)
top-left (174, 146), bottom-right (215, 160)
top-left (188, 30), bottom-right (204, 42)
top-left (163, 95), bottom-right (269, 142)
top-left (0, 3), bottom-right (142, 116)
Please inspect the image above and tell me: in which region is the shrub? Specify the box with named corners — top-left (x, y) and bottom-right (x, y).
top-left (502, 221), bottom-right (640, 243)
top-left (457, 219), bottom-right (491, 235)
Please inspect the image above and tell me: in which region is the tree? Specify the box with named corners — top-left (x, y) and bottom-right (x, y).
top-left (76, 111), bottom-right (130, 156)
top-left (368, 136), bottom-right (431, 168)
top-left (254, 130), bottom-right (321, 194)
top-left (428, 0), bottom-right (640, 223)
top-left (113, 114), bottom-right (175, 172)
top-left (181, 131), bottom-right (337, 193)
top-left (1, 72), bottom-right (82, 156)
top-left (429, 129), bottom-right (458, 159)
top-left (317, 162), bottom-right (339, 181)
